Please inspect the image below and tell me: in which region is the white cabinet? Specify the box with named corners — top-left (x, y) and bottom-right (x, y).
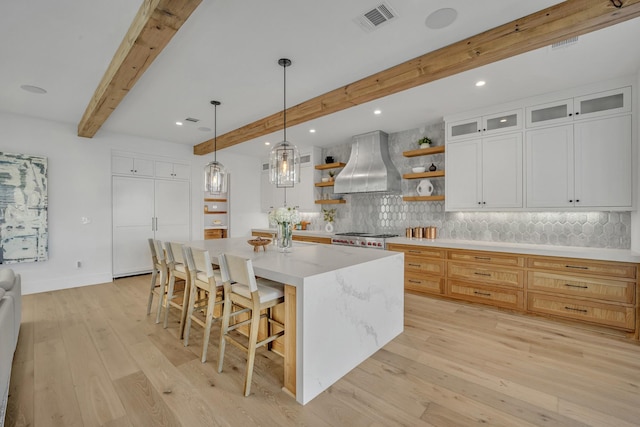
top-left (260, 148), bottom-right (320, 212)
top-left (446, 133), bottom-right (522, 211)
top-left (155, 160), bottom-right (190, 180)
top-left (525, 115), bottom-right (632, 209)
top-left (112, 155), bottom-right (154, 176)
top-left (447, 109), bottom-right (522, 141)
top-left (526, 86), bottom-right (631, 128)
top-left (112, 176), bottom-right (190, 277)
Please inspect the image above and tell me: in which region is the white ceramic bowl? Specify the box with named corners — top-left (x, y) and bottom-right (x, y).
top-left (412, 166), bottom-right (426, 173)
top-left (321, 177), bottom-right (330, 182)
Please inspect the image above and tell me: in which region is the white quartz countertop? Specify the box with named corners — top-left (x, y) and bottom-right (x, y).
top-left (386, 237), bottom-right (640, 263)
top-left (189, 237), bottom-right (401, 286)
top-left (252, 228), bottom-right (334, 239)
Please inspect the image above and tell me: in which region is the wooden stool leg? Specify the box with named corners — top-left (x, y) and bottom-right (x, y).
top-left (163, 273), bottom-right (176, 328)
top-left (201, 289), bottom-right (217, 363)
top-left (243, 306), bottom-right (261, 396)
top-left (183, 281), bottom-right (198, 347)
top-left (147, 268), bottom-right (158, 315)
top-left (217, 292), bottom-right (232, 373)
top-left (155, 267), bottom-right (167, 324)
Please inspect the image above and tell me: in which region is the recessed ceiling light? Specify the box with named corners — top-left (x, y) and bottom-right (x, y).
top-left (500, 118), bottom-right (507, 123)
top-left (374, 109), bottom-right (382, 115)
top-left (425, 8), bottom-right (457, 30)
top-left (475, 80), bottom-right (486, 87)
top-left (176, 121), bottom-right (183, 126)
top-left (20, 85), bottom-right (47, 94)
top-left (265, 142), bottom-right (271, 146)
top-left (309, 129), bottom-right (316, 133)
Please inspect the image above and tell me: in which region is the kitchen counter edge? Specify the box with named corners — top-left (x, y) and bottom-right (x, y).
top-left (386, 237), bottom-right (640, 264)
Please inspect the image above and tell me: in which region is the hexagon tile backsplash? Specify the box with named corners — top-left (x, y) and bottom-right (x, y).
top-left (317, 121), bottom-right (631, 249)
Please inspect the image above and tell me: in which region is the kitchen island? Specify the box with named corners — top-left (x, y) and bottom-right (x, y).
top-left (188, 238), bottom-right (404, 404)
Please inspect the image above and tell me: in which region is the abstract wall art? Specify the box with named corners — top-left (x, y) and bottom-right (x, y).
top-left (0, 152), bottom-right (48, 263)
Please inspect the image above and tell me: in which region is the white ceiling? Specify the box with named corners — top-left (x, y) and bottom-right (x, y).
top-left (1, 1), bottom-right (639, 158)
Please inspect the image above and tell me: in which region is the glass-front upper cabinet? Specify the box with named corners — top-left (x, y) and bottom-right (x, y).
top-left (447, 109), bottom-right (521, 142)
top-left (526, 86), bottom-right (631, 128)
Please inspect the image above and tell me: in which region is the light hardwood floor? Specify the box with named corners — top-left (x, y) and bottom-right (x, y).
top-left (6, 274), bottom-right (640, 426)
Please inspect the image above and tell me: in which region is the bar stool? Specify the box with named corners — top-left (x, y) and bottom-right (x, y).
top-left (146, 238), bottom-right (168, 324)
top-left (217, 253), bottom-right (285, 396)
top-left (163, 241), bottom-right (190, 338)
top-left (182, 246), bottom-right (224, 363)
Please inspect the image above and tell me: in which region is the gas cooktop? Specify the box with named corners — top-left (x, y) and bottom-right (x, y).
top-left (332, 232), bottom-right (398, 249)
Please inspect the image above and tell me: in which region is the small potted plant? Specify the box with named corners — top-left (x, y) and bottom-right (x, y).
top-left (418, 137), bottom-right (432, 149)
top-left (328, 170), bottom-right (336, 181)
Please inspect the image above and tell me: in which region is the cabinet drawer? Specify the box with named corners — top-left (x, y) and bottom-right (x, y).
top-left (449, 250), bottom-right (524, 267)
top-left (527, 271), bottom-right (635, 304)
top-left (204, 229), bottom-right (226, 239)
top-left (448, 262), bottom-right (523, 288)
top-left (292, 235), bottom-right (331, 244)
top-left (252, 231), bottom-right (274, 239)
top-left (405, 271), bottom-right (445, 295)
top-left (387, 244), bottom-right (445, 259)
top-left (527, 292), bottom-right (635, 331)
top-left (448, 280), bottom-right (524, 310)
top-left (406, 256), bottom-right (445, 275)
top-left (527, 257), bottom-right (636, 279)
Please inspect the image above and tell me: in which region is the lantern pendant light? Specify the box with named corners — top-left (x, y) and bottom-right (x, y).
top-left (269, 58), bottom-right (300, 188)
top-left (204, 100), bottom-right (228, 194)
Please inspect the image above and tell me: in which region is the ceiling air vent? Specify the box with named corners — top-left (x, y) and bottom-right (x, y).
top-left (185, 117), bottom-right (200, 123)
top-left (551, 36), bottom-right (579, 50)
top-left (355, 2), bottom-right (398, 32)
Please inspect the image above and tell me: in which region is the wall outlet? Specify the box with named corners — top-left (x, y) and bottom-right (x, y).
top-left (76, 260), bottom-right (82, 269)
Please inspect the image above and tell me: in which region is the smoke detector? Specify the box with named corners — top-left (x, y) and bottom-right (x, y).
top-left (354, 2), bottom-right (398, 32)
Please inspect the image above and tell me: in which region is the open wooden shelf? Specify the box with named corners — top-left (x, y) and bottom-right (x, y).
top-left (314, 181), bottom-right (335, 187)
top-left (204, 198), bottom-right (227, 202)
top-left (403, 146), bottom-right (445, 158)
top-left (315, 199), bottom-right (346, 204)
top-left (402, 195), bottom-right (445, 202)
top-left (204, 211), bottom-right (227, 214)
top-left (315, 162), bottom-right (346, 170)
top-left (402, 170), bottom-right (445, 179)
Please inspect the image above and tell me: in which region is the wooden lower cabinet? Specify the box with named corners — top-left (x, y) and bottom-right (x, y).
top-left (527, 292), bottom-right (635, 331)
top-left (292, 234), bottom-right (331, 244)
top-left (389, 243), bottom-right (639, 340)
top-left (449, 280), bottom-right (524, 310)
top-left (204, 228), bottom-right (226, 239)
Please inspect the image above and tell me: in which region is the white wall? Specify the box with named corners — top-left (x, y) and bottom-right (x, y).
top-left (631, 72), bottom-right (640, 252)
top-left (0, 112), bottom-right (264, 294)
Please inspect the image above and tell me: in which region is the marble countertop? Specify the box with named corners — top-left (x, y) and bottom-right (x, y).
top-left (189, 237), bottom-right (401, 286)
top-left (386, 237), bottom-right (640, 263)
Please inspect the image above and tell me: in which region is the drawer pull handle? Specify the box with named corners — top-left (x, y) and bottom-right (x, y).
top-left (564, 306), bottom-right (588, 313)
top-left (565, 265), bottom-right (589, 270)
top-left (564, 283), bottom-right (588, 289)
top-left (408, 263), bottom-right (421, 267)
top-left (474, 291), bottom-right (492, 296)
top-left (408, 250), bottom-right (422, 253)
top-left (474, 256), bottom-right (491, 260)
top-left (474, 272), bottom-right (492, 277)
top-left (408, 280), bottom-right (421, 284)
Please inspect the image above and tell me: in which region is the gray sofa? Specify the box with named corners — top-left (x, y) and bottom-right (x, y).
top-left (0, 269), bottom-right (21, 427)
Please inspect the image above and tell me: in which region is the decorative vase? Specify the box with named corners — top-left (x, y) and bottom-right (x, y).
top-left (277, 222), bottom-right (293, 252)
top-left (429, 163), bottom-right (437, 172)
top-left (325, 222), bottom-right (334, 233)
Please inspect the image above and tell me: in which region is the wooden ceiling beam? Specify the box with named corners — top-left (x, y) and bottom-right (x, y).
top-left (77, 0), bottom-right (202, 138)
top-left (194, 0), bottom-right (640, 155)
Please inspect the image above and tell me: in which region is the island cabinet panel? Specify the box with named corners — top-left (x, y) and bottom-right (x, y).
top-left (527, 271), bottom-right (635, 304)
top-left (387, 243), bottom-right (445, 295)
top-left (527, 293), bottom-right (635, 331)
top-left (449, 280), bottom-right (524, 311)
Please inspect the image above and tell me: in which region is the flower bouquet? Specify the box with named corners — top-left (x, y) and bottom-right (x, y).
top-left (268, 206), bottom-right (300, 252)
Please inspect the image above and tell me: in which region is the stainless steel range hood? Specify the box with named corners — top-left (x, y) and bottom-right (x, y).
top-left (333, 130), bottom-right (401, 194)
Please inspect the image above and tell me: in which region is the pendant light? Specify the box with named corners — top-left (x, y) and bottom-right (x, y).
top-left (204, 100), bottom-right (228, 193)
top-left (269, 58), bottom-right (300, 188)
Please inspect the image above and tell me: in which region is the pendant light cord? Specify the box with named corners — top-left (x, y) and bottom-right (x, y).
top-left (210, 100), bottom-right (221, 162)
top-left (283, 62), bottom-right (287, 143)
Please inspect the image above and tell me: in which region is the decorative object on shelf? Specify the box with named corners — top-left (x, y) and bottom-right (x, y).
top-left (416, 179), bottom-right (434, 196)
top-left (325, 156), bottom-right (334, 164)
top-left (204, 100), bottom-right (228, 193)
top-left (268, 206), bottom-right (300, 252)
top-left (269, 58), bottom-right (300, 189)
top-left (204, 205), bottom-right (208, 212)
top-left (418, 136), bottom-right (432, 149)
top-left (412, 166), bottom-right (426, 173)
top-left (323, 208), bottom-right (336, 233)
top-left (429, 163), bottom-right (437, 171)
top-left (247, 237), bottom-right (271, 252)
top-left (328, 170), bottom-right (336, 181)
